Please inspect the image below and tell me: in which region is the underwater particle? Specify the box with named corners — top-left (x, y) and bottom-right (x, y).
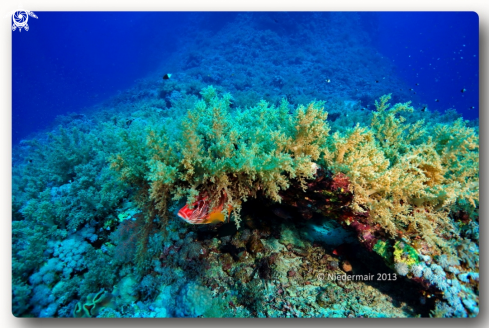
top-left (416, 83), bottom-right (420, 86)
top-left (375, 80), bottom-right (379, 83)
top-left (435, 99), bottom-right (439, 102)
top-left (326, 79), bottom-right (331, 83)
top-left (461, 88), bottom-right (466, 93)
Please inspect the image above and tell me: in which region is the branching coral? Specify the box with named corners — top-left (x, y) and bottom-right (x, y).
top-left (110, 86), bottom-right (331, 272)
top-left (111, 88), bottom-right (478, 272)
top-left (370, 94), bottom-right (425, 162)
top-left (112, 86), bottom-right (330, 233)
top-left (323, 95), bottom-right (479, 253)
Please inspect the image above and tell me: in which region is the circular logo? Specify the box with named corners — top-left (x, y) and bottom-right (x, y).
top-left (12, 10), bottom-right (37, 32)
top-left (13, 11), bottom-right (28, 28)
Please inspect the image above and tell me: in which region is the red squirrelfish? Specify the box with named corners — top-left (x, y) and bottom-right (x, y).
top-left (178, 193), bottom-right (231, 224)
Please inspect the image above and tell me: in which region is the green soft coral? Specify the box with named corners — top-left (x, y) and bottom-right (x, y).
top-left (112, 86), bottom-right (330, 229)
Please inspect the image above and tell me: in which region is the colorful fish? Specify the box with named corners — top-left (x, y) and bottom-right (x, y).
top-left (178, 193), bottom-right (231, 224)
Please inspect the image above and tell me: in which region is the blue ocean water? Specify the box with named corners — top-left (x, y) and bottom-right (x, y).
top-left (12, 12), bottom-right (191, 143)
top-left (375, 12), bottom-right (478, 120)
top-left (12, 12), bottom-right (478, 144)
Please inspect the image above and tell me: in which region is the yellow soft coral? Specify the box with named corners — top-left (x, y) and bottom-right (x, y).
top-left (112, 86), bottom-right (330, 231)
top-left (371, 94), bottom-right (425, 163)
top-left (324, 95), bottom-right (479, 252)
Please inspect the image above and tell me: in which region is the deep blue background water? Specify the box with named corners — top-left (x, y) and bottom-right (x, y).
top-left (12, 12), bottom-right (191, 143)
top-left (376, 12), bottom-right (479, 120)
top-left (12, 12), bottom-right (479, 145)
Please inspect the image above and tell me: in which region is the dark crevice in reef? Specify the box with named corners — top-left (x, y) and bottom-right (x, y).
top-left (334, 242), bottom-right (435, 317)
top-left (189, 194), bottom-right (433, 317)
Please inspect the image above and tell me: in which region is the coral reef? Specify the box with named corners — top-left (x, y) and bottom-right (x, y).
top-left (12, 87), bottom-right (479, 317)
top-left (11, 12), bottom-right (478, 318)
